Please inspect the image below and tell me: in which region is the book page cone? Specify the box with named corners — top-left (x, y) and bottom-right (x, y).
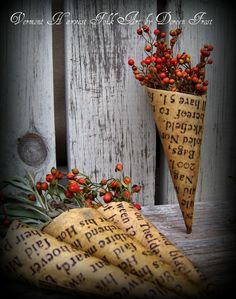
top-left (98, 202), bottom-right (214, 295)
top-left (147, 87), bottom-right (207, 233)
top-left (0, 220), bottom-right (170, 299)
top-left (43, 208), bottom-right (205, 298)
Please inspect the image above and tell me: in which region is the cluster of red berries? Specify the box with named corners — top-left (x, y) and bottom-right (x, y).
top-left (30, 167), bottom-right (64, 202)
top-left (128, 25), bottom-right (213, 95)
top-left (37, 163), bottom-right (141, 210)
top-left (0, 164), bottom-right (141, 226)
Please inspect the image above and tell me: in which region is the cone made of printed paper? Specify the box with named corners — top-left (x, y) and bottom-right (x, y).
top-left (147, 87), bottom-right (207, 233)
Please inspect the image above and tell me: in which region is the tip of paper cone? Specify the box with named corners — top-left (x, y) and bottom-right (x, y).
top-left (186, 226), bottom-right (192, 234)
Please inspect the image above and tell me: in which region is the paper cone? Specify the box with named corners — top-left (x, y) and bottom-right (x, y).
top-left (0, 220), bottom-right (169, 298)
top-left (98, 201), bottom-right (214, 295)
top-left (43, 208), bottom-right (204, 298)
top-left (147, 87), bottom-right (207, 233)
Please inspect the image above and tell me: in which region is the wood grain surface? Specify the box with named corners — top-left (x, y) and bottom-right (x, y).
top-left (0, 0), bottom-right (56, 181)
top-left (142, 200), bottom-right (236, 293)
top-left (64, 0), bottom-right (157, 205)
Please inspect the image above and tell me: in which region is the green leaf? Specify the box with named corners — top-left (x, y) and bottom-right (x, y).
top-left (3, 202), bottom-right (51, 222)
top-left (58, 184), bottom-right (66, 191)
top-left (14, 194), bottom-right (38, 205)
top-left (3, 179), bottom-right (33, 193)
top-left (5, 176), bottom-right (29, 184)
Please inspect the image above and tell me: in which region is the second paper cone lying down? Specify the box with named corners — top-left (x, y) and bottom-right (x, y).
top-left (0, 220), bottom-right (167, 299)
top-left (43, 208), bottom-right (205, 298)
top-left (147, 87), bottom-right (207, 233)
top-left (98, 201), bottom-right (213, 294)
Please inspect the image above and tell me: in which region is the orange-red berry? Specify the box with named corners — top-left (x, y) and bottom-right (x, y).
top-left (41, 182), bottom-right (48, 191)
top-left (103, 192), bottom-right (112, 203)
top-left (64, 190), bottom-right (74, 199)
top-left (132, 185), bottom-right (141, 193)
top-left (123, 176), bottom-right (131, 185)
top-left (46, 174), bottom-right (54, 182)
top-left (68, 182), bottom-right (80, 193)
top-left (28, 194), bottom-right (36, 201)
top-left (36, 182), bottom-right (41, 191)
top-left (78, 177), bottom-right (86, 185)
top-left (134, 203), bottom-right (141, 210)
top-left (67, 172), bottom-right (75, 180)
top-left (123, 190), bottom-right (131, 200)
top-left (115, 163), bottom-right (123, 172)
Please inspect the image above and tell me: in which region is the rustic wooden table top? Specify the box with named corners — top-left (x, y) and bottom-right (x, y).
top-left (142, 201), bottom-right (236, 292)
top-left (1, 200), bottom-right (235, 298)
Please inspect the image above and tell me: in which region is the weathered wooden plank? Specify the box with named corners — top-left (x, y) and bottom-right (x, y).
top-left (64, 0), bottom-right (157, 205)
top-left (159, 0), bottom-right (236, 204)
top-left (0, 1), bottom-right (56, 182)
top-left (142, 201), bottom-right (236, 292)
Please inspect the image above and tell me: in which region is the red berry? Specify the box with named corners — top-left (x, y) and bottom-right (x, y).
top-left (123, 176), bottom-right (131, 185)
top-left (165, 53), bottom-right (170, 59)
top-left (156, 64), bottom-right (162, 71)
top-left (41, 182), bottom-right (48, 191)
top-left (123, 190), bottom-right (131, 200)
top-left (192, 66), bottom-right (199, 73)
top-left (64, 190), bottom-right (74, 199)
top-left (57, 172), bottom-right (64, 179)
top-left (192, 76), bottom-right (199, 83)
top-left (137, 28), bottom-right (143, 35)
top-left (150, 56), bottom-right (156, 63)
top-left (160, 32), bottom-right (166, 38)
top-left (103, 192), bottom-right (112, 203)
top-left (170, 30), bottom-right (177, 36)
top-left (161, 56), bottom-right (166, 63)
top-left (110, 180), bottom-right (118, 189)
top-left (153, 29), bottom-right (160, 35)
top-left (176, 71), bottom-right (182, 78)
top-left (145, 45), bottom-right (151, 52)
top-left (78, 177), bottom-right (86, 185)
top-left (142, 25), bottom-right (149, 32)
top-left (36, 182), bottom-right (41, 191)
top-left (28, 194), bottom-right (36, 201)
top-left (207, 45), bottom-right (214, 51)
top-left (67, 172), bottom-right (75, 180)
top-left (162, 77), bottom-right (170, 84)
top-left (135, 74), bottom-right (144, 81)
top-left (100, 178), bottom-right (108, 185)
top-left (134, 203), bottom-right (141, 210)
top-left (208, 58), bottom-right (213, 64)
top-left (159, 72), bottom-right (166, 79)
top-left (68, 182), bottom-right (80, 193)
top-left (195, 83), bottom-right (202, 91)
top-left (46, 174), bottom-right (54, 182)
top-left (169, 78), bottom-right (175, 85)
top-left (128, 59), bottom-right (135, 66)
top-left (132, 185), bottom-right (141, 193)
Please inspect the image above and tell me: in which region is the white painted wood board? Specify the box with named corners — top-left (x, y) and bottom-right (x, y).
top-left (0, 0), bottom-right (56, 182)
top-left (64, 0), bottom-right (157, 205)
